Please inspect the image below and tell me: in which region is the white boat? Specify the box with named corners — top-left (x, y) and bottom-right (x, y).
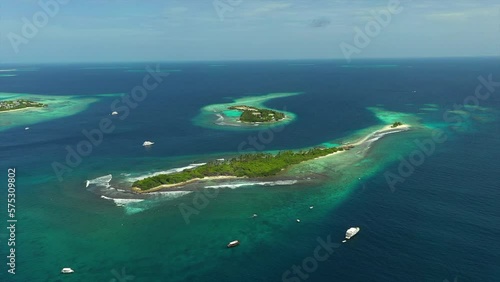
top-left (142, 141), bottom-right (154, 146)
top-left (111, 111), bottom-right (118, 115)
top-left (61, 268), bottom-right (74, 274)
top-left (25, 127), bottom-right (30, 130)
top-left (344, 227), bottom-right (360, 241)
top-left (227, 240), bottom-right (240, 248)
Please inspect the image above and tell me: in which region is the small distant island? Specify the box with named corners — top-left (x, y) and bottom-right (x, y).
top-left (194, 92), bottom-right (301, 129)
top-left (228, 105), bottom-right (286, 123)
top-left (391, 121), bottom-right (403, 128)
top-left (0, 99), bottom-right (47, 112)
top-left (132, 145), bottom-right (354, 192)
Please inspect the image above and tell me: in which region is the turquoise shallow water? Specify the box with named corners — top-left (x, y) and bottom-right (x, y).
top-left (222, 109), bottom-right (242, 117)
top-left (0, 92), bottom-right (123, 131)
top-left (0, 59), bottom-right (499, 281)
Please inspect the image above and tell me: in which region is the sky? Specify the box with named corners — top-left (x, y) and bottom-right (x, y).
top-left (1, 0), bottom-right (500, 63)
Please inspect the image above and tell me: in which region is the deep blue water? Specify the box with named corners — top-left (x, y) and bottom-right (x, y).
top-left (0, 58), bottom-right (499, 281)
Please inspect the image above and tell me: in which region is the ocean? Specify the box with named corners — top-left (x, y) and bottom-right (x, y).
top-left (0, 58), bottom-right (499, 281)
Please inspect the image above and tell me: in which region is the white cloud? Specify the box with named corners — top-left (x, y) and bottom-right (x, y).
top-left (426, 12), bottom-right (466, 21)
top-left (164, 6), bottom-right (188, 15)
top-left (246, 2), bottom-right (293, 17)
top-left (425, 7), bottom-right (499, 21)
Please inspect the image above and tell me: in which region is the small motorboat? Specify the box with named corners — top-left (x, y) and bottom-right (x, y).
top-left (296, 219), bottom-right (301, 223)
top-left (111, 111), bottom-right (118, 115)
top-left (343, 227), bottom-right (360, 243)
top-left (142, 141), bottom-right (154, 146)
top-left (227, 240), bottom-right (240, 248)
top-left (61, 268), bottom-right (74, 274)
top-left (25, 127), bottom-right (30, 130)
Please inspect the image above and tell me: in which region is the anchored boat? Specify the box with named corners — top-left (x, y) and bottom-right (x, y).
top-left (142, 141), bottom-right (154, 146)
top-left (343, 227), bottom-right (360, 243)
top-left (61, 268), bottom-right (74, 274)
top-left (227, 240), bottom-right (240, 248)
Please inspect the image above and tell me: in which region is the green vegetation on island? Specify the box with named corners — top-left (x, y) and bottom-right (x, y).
top-left (0, 99), bottom-right (46, 112)
top-left (133, 146), bottom-right (354, 191)
top-left (391, 121), bottom-right (403, 128)
top-left (228, 105), bottom-right (285, 123)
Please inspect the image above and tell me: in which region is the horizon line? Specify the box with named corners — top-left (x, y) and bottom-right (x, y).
top-left (1, 55), bottom-right (499, 66)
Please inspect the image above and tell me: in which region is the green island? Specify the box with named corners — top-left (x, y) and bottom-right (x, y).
top-left (228, 105), bottom-right (285, 123)
top-left (133, 145), bottom-right (354, 191)
top-left (391, 121), bottom-right (403, 128)
top-left (0, 99), bottom-right (47, 112)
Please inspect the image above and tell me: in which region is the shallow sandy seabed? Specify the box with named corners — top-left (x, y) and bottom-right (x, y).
top-left (0, 92), bottom-right (123, 131)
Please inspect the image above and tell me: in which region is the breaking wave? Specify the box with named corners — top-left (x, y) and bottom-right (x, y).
top-left (100, 191), bottom-right (193, 215)
top-left (86, 174), bottom-right (112, 188)
top-left (100, 195), bottom-right (144, 207)
top-left (86, 174), bottom-right (193, 215)
top-left (147, 191), bottom-right (193, 198)
top-left (204, 180), bottom-right (298, 189)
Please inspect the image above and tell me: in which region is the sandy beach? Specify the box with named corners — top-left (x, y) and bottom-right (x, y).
top-left (133, 175), bottom-right (243, 193)
top-left (351, 124), bottom-right (410, 146)
top-left (0, 106), bottom-right (44, 114)
top-left (313, 124), bottom-right (410, 161)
